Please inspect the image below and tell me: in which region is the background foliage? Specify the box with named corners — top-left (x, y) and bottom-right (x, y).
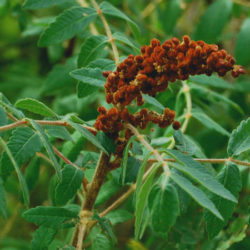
top-left (0, 0), bottom-right (249, 249)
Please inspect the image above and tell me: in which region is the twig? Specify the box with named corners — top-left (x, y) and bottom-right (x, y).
top-left (6, 112), bottom-right (18, 121)
top-left (181, 82), bottom-right (192, 134)
top-left (90, 0), bottom-right (120, 65)
top-left (231, 158), bottom-right (250, 167)
top-left (36, 152), bottom-right (53, 166)
top-left (52, 146), bottom-right (79, 169)
top-left (0, 119), bottom-right (97, 134)
top-left (142, 0), bottom-right (162, 18)
top-left (233, 0), bottom-right (250, 7)
top-left (100, 185), bottom-right (135, 217)
top-left (0, 120), bottom-right (27, 132)
top-left (52, 146), bottom-right (89, 190)
top-left (76, 218), bottom-right (88, 250)
top-left (147, 157), bottom-right (250, 167)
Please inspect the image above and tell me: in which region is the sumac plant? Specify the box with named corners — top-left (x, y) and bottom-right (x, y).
top-left (0, 0), bottom-right (250, 250)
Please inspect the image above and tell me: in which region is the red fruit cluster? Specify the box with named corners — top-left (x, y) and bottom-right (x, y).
top-left (103, 35), bottom-right (245, 107)
top-left (95, 106), bottom-right (180, 136)
top-left (94, 35), bottom-right (245, 158)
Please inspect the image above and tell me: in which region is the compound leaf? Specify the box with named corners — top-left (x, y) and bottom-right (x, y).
top-left (165, 150), bottom-right (237, 203)
top-left (170, 171), bottom-right (223, 220)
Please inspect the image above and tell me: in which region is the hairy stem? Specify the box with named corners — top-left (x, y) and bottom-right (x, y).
top-left (52, 146), bottom-right (80, 169)
top-left (0, 119), bottom-right (96, 134)
top-left (83, 152), bottom-right (110, 210)
top-left (147, 157), bottom-right (250, 167)
top-left (90, 0), bottom-right (120, 65)
top-left (72, 152), bottom-right (111, 248)
top-left (181, 82), bottom-right (192, 134)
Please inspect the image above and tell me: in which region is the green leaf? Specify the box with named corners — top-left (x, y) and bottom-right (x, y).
top-left (0, 127), bottom-right (42, 178)
top-left (55, 165), bottom-right (84, 206)
top-left (158, 0), bottom-right (182, 34)
top-left (31, 226), bottom-right (57, 250)
top-left (70, 67), bottom-right (105, 87)
top-left (70, 67), bottom-right (106, 98)
top-left (0, 106), bottom-right (7, 136)
top-left (192, 109), bottom-right (230, 136)
top-left (170, 171), bottom-right (223, 220)
top-left (190, 84), bottom-right (244, 115)
top-left (135, 163), bottom-right (160, 240)
top-left (67, 120), bottom-right (108, 154)
top-left (95, 180), bottom-right (120, 206)
top-left (0, 93), bottom-right (25, 119)
top-left (96, 132), bottom-right (116, 154)
top-left (78, 35), bottom-right (108, 67)
top-left (105, 209), bottom-right (133, 225)
top-left (42, 58), bottom-right (76, 94)
top-left (119, 156), bottom-right (140, 185)
top-left (89, 58), bottom-right (116, 71)
top-left (92, 233), bottom-right (112, 250)
top-left (189, 75), bottom-right (233, 89)
top-left (23, 206), bottom-right (78, 229)
top-left (82, 151), bottom-right (99, 169)
top-left (135, 152), bottom-right (152, 202)
top-left (30, 120), bottom-right (62, 179)
top-left (173, 130), bottom-right (196, 155)
top-left (113, 32), bottom-right (140, 52)
top-left (0, 177), bottom-right (7, 218)
top-left (148, 178), bottom-right (179, 233)
top-left (38, 7), bottom-right (97, 46)
top-left (25, 157), bottom-right (40, 191)
top-left (235, 18), bottom-right (250, 66)
top-left (142, 94), bottom-right (165, 111)
top-left (15, 98), bottom-right (57, 118)
top-left (93, 214), bottom-right (117, 244)
top-left (45, 125), bottom-right (73, 141)
top-left (121, 136), bottom-right (136, 185)
top-left (193, 0), bottom-right (232, 43)
top-left (0, 138), bottom-right (30, 206)
top-left (165, 150), bottom-right (237, 203)
top-left (99, 1), bottom-right (139, 33)
top-left (62, 131), bottom-right (86, 162)
top-left (204, 163), bottom-right (241, 238)
top-left (23, 0), bottom-right (68, 10)
top-left (227, 118), bottom-right (250, 156)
